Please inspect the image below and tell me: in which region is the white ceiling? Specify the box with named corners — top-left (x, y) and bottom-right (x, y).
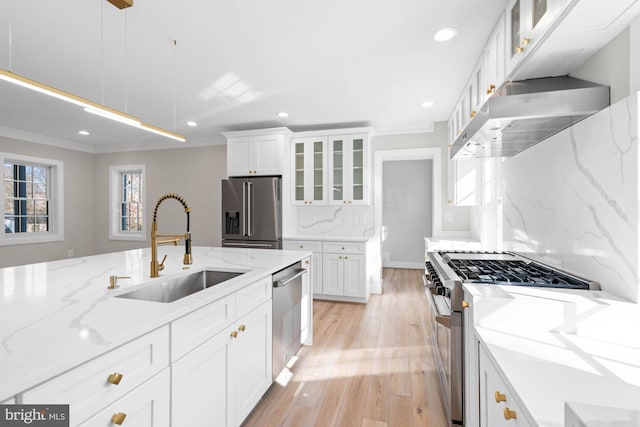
top-left (0, 0), bottom-right (509, 152)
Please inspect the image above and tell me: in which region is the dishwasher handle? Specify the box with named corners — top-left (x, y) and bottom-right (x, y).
top-left (273, 268), bottom-right (306, 288)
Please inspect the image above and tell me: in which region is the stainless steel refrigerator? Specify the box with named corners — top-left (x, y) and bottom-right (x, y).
top-left (221, 176), bottom-right (282, 249)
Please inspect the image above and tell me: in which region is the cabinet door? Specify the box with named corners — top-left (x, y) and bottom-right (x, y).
top-left (253, 135), bottom-right (283, 175)
top-left (448, 158), bottom-right (483, 206)
top-left (349, 135), bottom-right (368, 204)
top-left (79, 369), bottom-right (170, 427)
top-left (291, 138), bottom-right (327, 205)
top-left (172, 328), bottom-right (234, 427)
top-left (505, 0), bottom-right (526, 75)
top-left (483, 13), bottom-right (506, 104)
top-left (328, 136), bottom-right (347, 204)
top-left (300, 257), bottom-right (312, 345)
top-left (234, 300), bottom-right (273, 425)
top-left (463, 292), bottom-right (480, 427)
top-left (342, 254), bottom-right (365, 298)
top-left (323, 253), bottom-right (344, 295)
top-left (312, 252), bottom-right (323, 295)
top-left (227, 138), bottom-right (252, 176)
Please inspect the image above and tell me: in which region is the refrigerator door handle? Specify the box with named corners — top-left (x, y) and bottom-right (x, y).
top-left (242, 181), bottom-right (247, 236)
top-left (247, 181), bottom-right (253, 237)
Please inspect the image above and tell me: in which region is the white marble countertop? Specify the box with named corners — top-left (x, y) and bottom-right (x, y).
top-left (283, 235), bottom-right (373, 242)
top-left (0, 246), bottom-right (310, 402)
top-left (464, 283), bottom-right (640, 426)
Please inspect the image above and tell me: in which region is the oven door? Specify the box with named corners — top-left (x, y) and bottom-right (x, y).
top-left (426, 288), bottom-right (463, 425)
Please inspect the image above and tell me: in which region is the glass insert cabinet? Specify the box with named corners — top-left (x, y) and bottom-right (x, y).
top-left (291, 130), bottom-right (370, 206)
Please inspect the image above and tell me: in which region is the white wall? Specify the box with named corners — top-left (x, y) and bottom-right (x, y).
top-left (382, 159), bottom-right (432, 268)
top-left (0, 137), bottom-right (96, 268)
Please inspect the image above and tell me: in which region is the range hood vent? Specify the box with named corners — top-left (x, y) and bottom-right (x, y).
top-left (450, 76), bottom-right (610, 159)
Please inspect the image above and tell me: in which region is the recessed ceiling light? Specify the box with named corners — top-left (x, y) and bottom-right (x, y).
top-left (78, 130), bottom-right (90, 136)
top-left (277, 112), bottom-right (289, 118)
top-left (421, 101), bottom-right (435, 108)
top-left (186, 121), bottom-right (198, 127)
top-left (433, 27), bottom-right (458, 42)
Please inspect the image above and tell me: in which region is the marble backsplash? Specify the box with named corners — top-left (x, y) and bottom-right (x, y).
top-left (502, 93), bottom-right (639, 302)
top-left (293, 205), bottom-right (375, 238)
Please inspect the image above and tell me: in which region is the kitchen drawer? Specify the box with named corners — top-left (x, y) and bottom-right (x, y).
top-left (171, 293), bottom-right (235, 362)
top-left (323, 241), bottom-right (365, 254)
top-left (78, 368), bottom-right (170, 427)
top-left (23, 326), bottom-right (169, 425)
top-left (283, 240), bottom-right (323, 253)
top-left (236, 276), bottom-right (272, 319)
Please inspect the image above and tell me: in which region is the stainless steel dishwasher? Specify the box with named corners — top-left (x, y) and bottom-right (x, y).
top-left (272, 262), bottom-right (306, 380)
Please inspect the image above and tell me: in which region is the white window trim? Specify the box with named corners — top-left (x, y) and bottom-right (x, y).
top-left (0, 152), bottom-right (64, 246)
top-left (109, 164), bottom-right (147, 241)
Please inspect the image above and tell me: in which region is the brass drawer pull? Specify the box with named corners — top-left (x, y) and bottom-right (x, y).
top-left (230, 330), bottom-right (238, 338)
top-left (238, 324), bottom-right (246, 332)
top-left (495, 391), bottom-right (507, 402)
top-left (504, 407), bottom-right (517, 419)
top-left (107, 372), bottom-right (123, 385)
top-left (111, 412), bottom-right (127, 425)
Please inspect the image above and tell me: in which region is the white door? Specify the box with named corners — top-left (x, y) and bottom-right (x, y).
top-left (342, 254), bottom-right (365, 298)
top-left (172, 327), bottom-right (234, 427)
top-left (234, 300), bottom-right (273, 425)
top-left (323, 253), bottom-right (344, 295)
top-left (253, 135), bottom-right (282, 175)
top-left (227, 138), bottom-right (252, 176)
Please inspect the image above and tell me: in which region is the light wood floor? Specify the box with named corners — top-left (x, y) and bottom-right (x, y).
top-left (242, 268), bottom-right (448, 427)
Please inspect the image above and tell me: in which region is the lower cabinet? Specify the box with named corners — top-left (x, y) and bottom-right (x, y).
top-left (479, 345), bottom-right (530, 427)
top-left (171, 299), bottom-right (272, 427)
top-left (323, 252), bottom-right (365, 297)
top-left (79, 368), bottom-right (170, 427)
top-left (463, 291), bottom-right (480, 427)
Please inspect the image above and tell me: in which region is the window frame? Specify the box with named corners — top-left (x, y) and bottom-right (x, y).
top-left (109, 164), bottom-right (147, 242)
top-left (1, 152), bottom-right (64, 246)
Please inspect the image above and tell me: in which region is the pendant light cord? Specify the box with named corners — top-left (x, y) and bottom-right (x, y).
top-left (173, 39), bottom-right (177, 132)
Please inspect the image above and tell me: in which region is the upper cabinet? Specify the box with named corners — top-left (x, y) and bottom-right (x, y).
top-left (291, 136), bottom-right (328, 206)
top-left (291, 128), bottom-right (372, 206)
top-left (506, 0), bottom-right (564, 75)
top-left (328, 134), bottom-right (369, 205)
top-left (482, 13), bottom-right (506, 105)
top-left (224, 128), bottom-right (292, 177)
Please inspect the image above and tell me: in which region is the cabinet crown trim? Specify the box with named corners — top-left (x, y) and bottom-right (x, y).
top-left (291, 127), bottom-right (373, 138)
top-left (222, 127), bottom-right (292, 138)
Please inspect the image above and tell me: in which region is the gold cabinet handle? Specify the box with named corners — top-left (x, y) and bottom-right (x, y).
top-left (348, 200), bottom-right (352, 204)
top-left (341, 246), bottom-right (345, 250)
top-left (495, 391), bottom-right (507, 403)
top-left (462, 300), bottom-right (470, 309)
top-left (339, 256), bottom-right (343, 259)
top-left (516, 46), bottom-right (525, 54)
top-left (305, 260), bottom-right (310, 265)
top-left (230, 331), bottom-right (238, 338)
top-left (238, 324), bottom-right (246, 332)
top-left (345, 256), bottom-right (348, 260)
top-left (456, 130), bottom-right (462, 135)
top-left (309, 201), bottom-right (313, 204)
top-left (504, 408), bottom-right (517, 419)
top-left (107, 372), bottom-right (123, 385)
top-left (343, 200), bottom-right (347, 204)
top-left (111, 412), bottom-right (127, 425)
top-left (299, 245), bottom-right (304, 249)
top-left (521, 37), bottom-right (531, 45)
top-left (487, 83), bottom-right (496, 94)
top-left (304, 201), bottom-right (308, 205)
top-left (470, 110), bottom-right (477, 118)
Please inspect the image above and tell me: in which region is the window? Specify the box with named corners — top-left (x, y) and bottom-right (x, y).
top-left (1, 153), bottom-right (64, 246)
top-left (109, 165), bottom-right (146, 241)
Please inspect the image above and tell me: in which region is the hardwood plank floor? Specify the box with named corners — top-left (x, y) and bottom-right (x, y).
top-left (242, 268), bottom-right (448, 427)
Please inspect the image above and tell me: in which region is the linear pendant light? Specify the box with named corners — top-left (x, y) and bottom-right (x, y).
top-left (0, 68), bottom-right (186, 142)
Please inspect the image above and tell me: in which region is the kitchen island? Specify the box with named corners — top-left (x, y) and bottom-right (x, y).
top-left (0, 245), bottom-right (311, 426)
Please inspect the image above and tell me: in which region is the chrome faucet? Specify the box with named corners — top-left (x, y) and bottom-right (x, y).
top-left (150, 193), bottom-right (193, 278)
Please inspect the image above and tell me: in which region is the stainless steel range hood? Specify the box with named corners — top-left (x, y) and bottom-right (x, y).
top-left (450, 76), bottom-right (610, 159)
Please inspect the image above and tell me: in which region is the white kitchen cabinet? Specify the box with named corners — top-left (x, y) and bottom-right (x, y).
top-left (224, 128), bottom-right (292, 177)
top-left (234, 299), bottom-right (272, 424)
top-left (468, 59), bottom-right (484, 122)
top-left (328, 133), bottom-right (370, 205)
top-left (283, 240), bottom-right (323, 296)
top-left (463, 291), bottom-right (480, 427)
top-left (79, 368), bottom-right (170, 427)
top-left (482, 13), bottom-right (506, 104)
top-left (22, 326), bottom-right (170, 425)
top-left (505, 0), bottom-right (566, 76)
top-left (172, 324), bottom-right (234, 427)
top-left (479, 345), bottom-right (532, 427)
top-left (448, 157), bottom-right (483, 206)
top-left (300, 256), bottom-right (313, 346)
top-left (291, 136), bottom-right (327, 205)
top-left (322, 241), bottom-right (366, 299)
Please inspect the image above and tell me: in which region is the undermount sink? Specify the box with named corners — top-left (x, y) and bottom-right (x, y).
top-left (115, 270), bottom-right (246, 303)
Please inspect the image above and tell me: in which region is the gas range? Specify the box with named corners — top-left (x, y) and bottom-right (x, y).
top-left (423, 250), bottom-right (599, 426)
top-left (425, 250), bottom-right (599, 300)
